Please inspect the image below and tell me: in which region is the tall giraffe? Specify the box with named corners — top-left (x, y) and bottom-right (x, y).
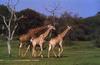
top-left (19, 25), bottom-right (50, 56)
top-left (31, 25), bottom-right (55, 57)
top-left (48, 26), bottom-right (72, 58)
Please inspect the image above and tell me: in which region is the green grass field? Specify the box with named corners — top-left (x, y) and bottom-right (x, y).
top-left (0, 40), bottom-right (100, 65)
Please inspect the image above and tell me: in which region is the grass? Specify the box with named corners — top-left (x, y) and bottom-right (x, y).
top-left (0, 40), bottom-right (100, 65)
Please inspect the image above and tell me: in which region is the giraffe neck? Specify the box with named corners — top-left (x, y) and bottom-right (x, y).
top-left (40, 28), bottom-right (51, 39)
top-left (31, 25), bottom-right (48, 32)
top-left (58, 28), bottom-right (70, 38)
top-left (28, 25), bottom-right (48, 33)
top-left (28, 25), bottom-right (48, 37)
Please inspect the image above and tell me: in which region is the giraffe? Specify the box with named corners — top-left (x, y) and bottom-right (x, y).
top-left (31, 25), bottom-right (55, 58)
top-left (19, 25), bottom-right (50, 56)
top-left (48, 26), bottom-right (72, 58)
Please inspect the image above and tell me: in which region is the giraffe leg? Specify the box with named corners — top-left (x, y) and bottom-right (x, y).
top-left (58, 48), bottom-right (61, 53)
top-left (48, 44), bottom-right (52, 58)
top-left (59, 47), bottom-right (63, 57)
top-left (32, 44), bottom-right (37, 57)
top-left (32, 47), bottom-right (36, 57)
top-left (58, 41), bottom-right (63, 57)
top-left (23, 45), bottom-right (30, 57)
top-left (58, 47), bottom-right (61, 57)
top-left (32, 47), bottom-right (34, 57)
top-left (38, 44), bottom-right (43, 58)
top-left (52, 45), bottom-right (57, 57)
top-left (31, 41), bottom-right (37, 57)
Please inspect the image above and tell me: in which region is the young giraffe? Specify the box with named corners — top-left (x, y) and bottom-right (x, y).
top-left (19, 25), bottom-right (50, 56)
top-left (48, 26), bottom-right (72, 58)
top-left (31, 25), bottom-right (55, 58)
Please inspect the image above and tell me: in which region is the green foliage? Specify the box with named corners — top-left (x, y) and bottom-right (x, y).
top-left (69, 13), bottom-right (100, 41)
top-left (0, 5), bottom-right (10, 17)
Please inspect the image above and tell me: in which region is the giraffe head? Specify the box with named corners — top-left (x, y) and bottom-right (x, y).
top-left (47, 24), bottom-right (56, 30)
top-left (67, 26), bottom-right (72, 30)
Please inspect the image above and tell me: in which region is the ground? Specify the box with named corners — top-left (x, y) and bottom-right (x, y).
top-left (0, 40), bottom-right (100, 65)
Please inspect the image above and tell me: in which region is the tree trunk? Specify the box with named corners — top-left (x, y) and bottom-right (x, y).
top-left (7, 39), bottom-right (11, 56)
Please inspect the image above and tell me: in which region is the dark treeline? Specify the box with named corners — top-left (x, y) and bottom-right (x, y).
top-left (0, 5), bottom-right (100, 42)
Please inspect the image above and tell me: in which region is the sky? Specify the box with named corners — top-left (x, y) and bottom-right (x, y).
top-left (0, 0), bottom-right (100, 18)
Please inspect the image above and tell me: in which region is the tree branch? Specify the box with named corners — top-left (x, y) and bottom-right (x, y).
top-left (11, 24), bottom-right (18, 40)
top-left (9, 10), bottom-right (14, 26)
top-left (0, 15), bottom-right (9, 28)
top-left (45, 1), bottom-right (60, 17)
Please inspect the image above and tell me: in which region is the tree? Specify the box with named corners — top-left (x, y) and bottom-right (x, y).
top-left (0, 0), bottom-right (23, 56)
top-left (45, 1), bottom-right (61, 26)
